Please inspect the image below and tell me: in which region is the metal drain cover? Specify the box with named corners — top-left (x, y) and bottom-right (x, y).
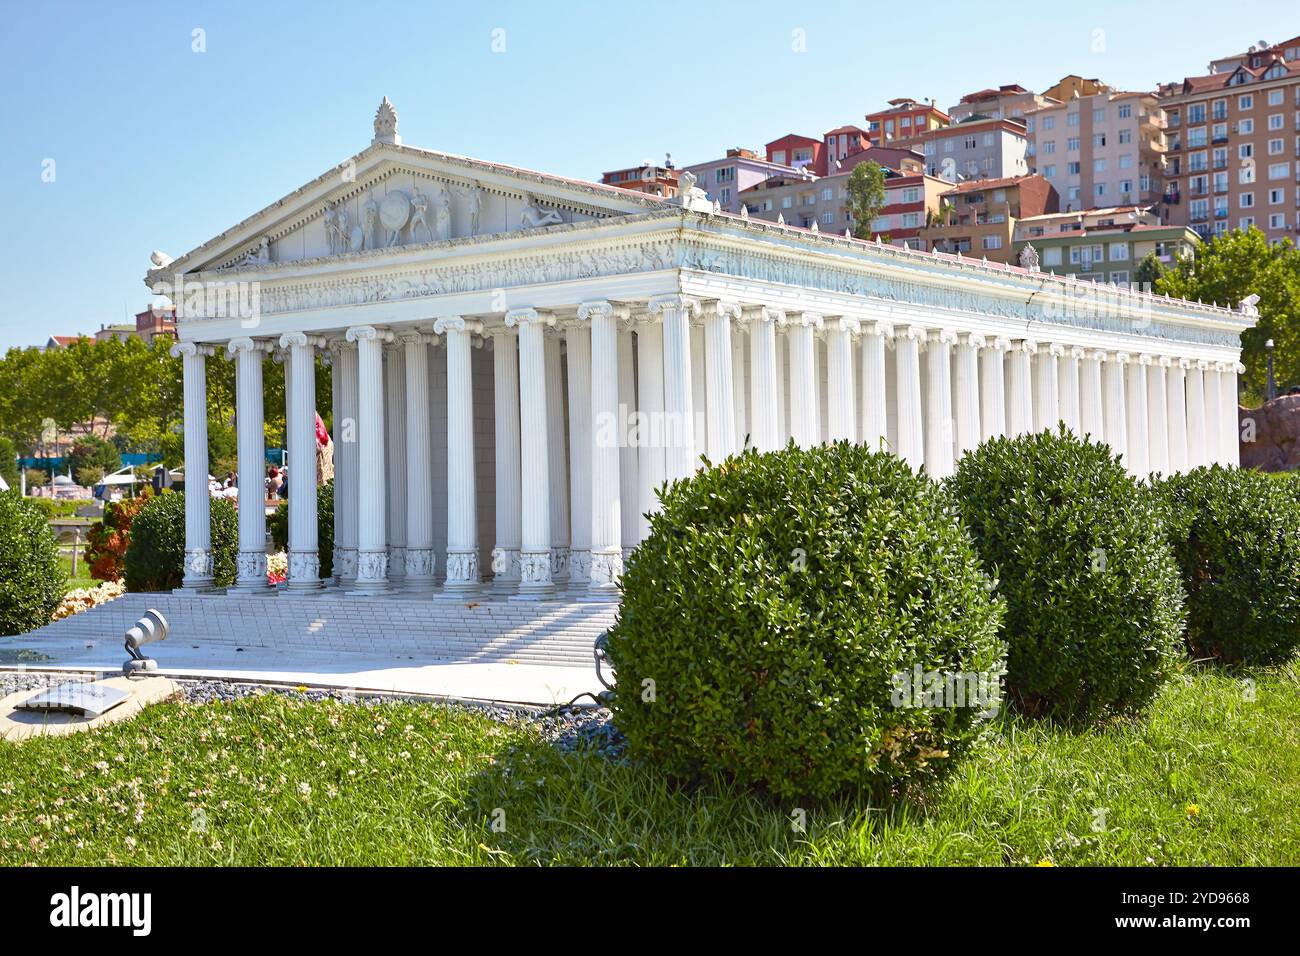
top-left (18, 682), bottom-right (131, 718)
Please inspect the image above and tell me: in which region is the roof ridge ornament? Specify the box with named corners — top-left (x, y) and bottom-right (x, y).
top-left (373, 96), bottom-right (400, 146)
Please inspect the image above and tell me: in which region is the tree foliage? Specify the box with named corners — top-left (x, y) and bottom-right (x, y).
top-left (846, 161), bottom-right (888, 240)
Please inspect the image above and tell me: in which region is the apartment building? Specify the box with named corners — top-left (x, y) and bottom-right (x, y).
top-left (917, 174), bottom-right (1059, 262)
top-left (1158, 35), bottom-right (1300, 246)
top-left (1025, 91), bottom-right (1167, 212)
top-left (823, 125), bottom-right (871, 168)
top-left (1042, 75), bottom-right (1111, 102)
top-left (765, 133), bottom-right (825, 175)
top-left (682, 147), bottom-right (798, 213)
top-left (865, 98), bottom-right (950, 145)
top-left (948, 84), bottom-right (1060, 124)
top-left (907, 116), bottom-right (1030, 182)
top-left (1011, 206), bottom-right (1199, 282)
top-left (600, 162), bottom-right (679, 198)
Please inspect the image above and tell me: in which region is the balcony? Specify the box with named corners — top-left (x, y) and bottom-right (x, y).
top-left (1162, 192), bottom-right (1180, 204)
top-left (1189, 186), bottom-right (1208, 197)
top-left (1190, 211), bottom-right (1209, 223)
top-left (1212, 135), bottom-right (1229, 145)
top-left (1215, 209), bottom-right (1229, 219)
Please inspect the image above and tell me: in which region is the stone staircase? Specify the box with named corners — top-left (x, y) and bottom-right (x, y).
top-left (20, 590), bottom-right (618, 668)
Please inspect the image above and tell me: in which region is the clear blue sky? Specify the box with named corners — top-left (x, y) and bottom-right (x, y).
top-left (0, 0), bottom-right (1293, 351)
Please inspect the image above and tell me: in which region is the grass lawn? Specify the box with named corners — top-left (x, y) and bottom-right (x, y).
top-left (58, 555), bottom-right (101, 595)
top-left (1, 659), bottom-right (1298, 866)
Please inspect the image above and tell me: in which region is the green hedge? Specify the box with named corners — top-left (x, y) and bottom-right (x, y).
top-left (0, 490), bottom-right (65, 634)
top-left (607, 443), bottom-right (1006, 801)
top-left (25, 498), bottom-right (96, 520)
top-left (268, 478), bottom-right (334, 578)
top-left (123, 492), bottom-right (238, 591)
top-left (948, 428), bottom-right (1185, 723)
top-left (1157, 466), bottom-right (1300, 665)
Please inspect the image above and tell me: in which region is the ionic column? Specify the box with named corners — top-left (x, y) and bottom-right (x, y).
top-left (582, 301), bottom-right (623, 595)
top-left (860, 320), bottom-right (891, 450)
top-left (383, 343), bottom-right (407, 586)
top-left (650, 294), bottom-right (698, 483)
top-left (635, 310), bottom-right (666, 538)
top-left (1058, 347), bottom-right (1084, 435)
top-left (924, 329), bottom-right (956, 477)
top-left (331, 338), bottom-right (359, 586)
top-left (172, 342), bottom-right (213, 590)
top-left (1125, 355), bottom-right (1151, 476)
top-left (1006, 341), bottom-right (1035, 438)
top-left (563, 316), bottom-right (593, 588)
top-left (703, 300), bottom-right (740, 460)
top-left (1186, 361), bottom-right (1208, 467)
top-left (826, 317), bottom-right (859, 443)
top-left (544, 330), bottom-right (570, 583)
top-left (402, 330), bottom-right (437, 591)
top-left (346, 326), bottom-right (390, 594)
top-left (788, 311), bottom-right (823, 448)
top-left (1168, 359), bottom-right (1189, 473)
top-left (280, 332), bottom-right (321, 590)
top-left (1032, 343), bottom-right (1062, 434)
top-left (1102, 353), bottom-right (1129, 462)
top-left (436, 317), bottom-right (482, 593)
top-left (1203, 363), bottom-right (1223, 465)
top-left (744, 306), bottom-right (782, 452)
top-left (1147, 357), bottom-right (1171, 475)
top-left (979, 336), bottom-right (1009, 442)
top-left (731, 323), bottom-right (748, 450)
top-left (229, 337), bottom-right (270, 592)
top-left (953, 332), bottom-right (983, 459)
top-left (775, 322), bottom-right (789, 445)
top-left (1080, 350), bottom-right (1106, 444)
top-left (894, 325), bottom-right (925, 469)
top-left (507, 309), bottom-right (555, 598)
top-left (486, 326), bottom-right (522, 592)
top-left (1221, 363), bottom-right (1242, 467)
top-left (617, 321), bottom-right (640, 556)
top-left (690, 321), bottom-right (708, 464)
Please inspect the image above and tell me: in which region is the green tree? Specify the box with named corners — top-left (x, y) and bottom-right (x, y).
top-left (66, 435), bottom-right (120, 485)
top-left (1156, 227), bottom-right (1300, 402)
top-left (846, 161), bottom-right (887, 240)
top-left (0, 436), bottom-right (17, 488)
top-left (1133, 251), bottom-right (1168, 289)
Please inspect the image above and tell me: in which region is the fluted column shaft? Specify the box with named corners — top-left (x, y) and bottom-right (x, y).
top-left (383, 345), bottom-right (407, 584)
top-left (1220, 364), bottom-right (1240, 467)
top-left (347, 327), bottom-right (388, 593)
top-left (282, 333), bottom-right (320, 590)
top-left (826, 317), bottom-right (858, 443)
top-left (1080, 351), bottom-right (1106, 443)
top-left (544, 332), bottom-right (569, 582)
top-left (402, 332), bottom-right (436, 590)
top-left (1203, 366), bottom-right (1223, 465)
top-left (1058, 347), bottom-right (1083, 435)
top-left (924, 330), bottom-right (956, 477)
top-left (747, 307), bottom-right (782, 452)
top-left (1102, 354), bottom-right (1129, 462)
top-left (174, 343), bottom-right (213, 590)
top-left (953, 334), bottom-right (982, 459)
top-left (653, 295), bottom-right (697, 483)
top-left (584, 301), bottom-right (623, 594)
top-left (704, 301), bottom-right (739, 459)
top-left (635, 315), bottom-right (666, 538)
top-left (332, 340), bottom-right (359, 585)
top-left (617, 325), bottom-right (640, 553)
top-left (1147, 358), bottom-right (1170, 475)
top-left (1006, 342), bottom-right (1035, 438)
top-left (1168, 361), bottom-right (1189, 473)
top-left (1186, 363), bottom-right (1208, 467)
top-left (731, 326), bottom-right (748, 449)
top-left (894, 326), bottom-right (925, 469)
top-left (788, 312), bottom-right (822, 448)
top-left (1126, 357), bottom-right (1151, 477)
top-left (230, 338), bottom-right (268, 591)
top-left (564, 319), bottom-right (593, 587)
top-left (690, 323), bottom-right (708, 463)
top-left (1032, 345), bottom-right (1061, 434)
top-left (488, 327), bottom-right (522, 591)
top-left (508, 309), bottom-right (554, 597)
top-left (438, 318), bottom-right (481, 592)
top-left (861, 321), bottom-right (890, 450)
top-left (979, 338), bottom-right (1008, 442)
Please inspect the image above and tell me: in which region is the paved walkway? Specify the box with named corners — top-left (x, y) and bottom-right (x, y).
top-left (2, 591), bottom-right (616, 706)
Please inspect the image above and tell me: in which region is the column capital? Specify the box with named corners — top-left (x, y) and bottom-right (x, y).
top-left (1116, 351), bottom-right (1133, 365)
top-left (829, 316), bottom-right (862, 336)
top-left (740, 305), bottom-right (786, 327)
top-left (647, 294), bottom-right (700, 318)
top-left (345, 325), bottom-right (393, 344)
top-left (791, 310), bottom-right (824, 329)
top-left (926, 329), bottom-right (958, 347)
top-left (957, 332), bottom-right (985, 349)
top-left (1233, 361), bottom-right (1246, 374)
top-left (397, 328), bottom-right (441, 346)
top-left (1066, 346), bottom-right (1087, 360)
top-left (704, 299), bottom-right (742, 321)
top-left (279, 331), bottom-right (325, 350)
top-left (863, 318), bottom-right (893, 339)
top-left (324, 336), bottom-right (356, 356)
top-left (1177, 357), bottom-right (1192, 370)
top-left (1009, 339), bottom-right (1037, 355)
top-left (896, 324), bottom-right (927, 343)
top-left (983, 335), bottom-right (1012, 352)
top-left (1138, 353), bottom-right (1155, 366)
top-left (170, 341), bottom-right (214, 358)
top-left (1046, 342), bottom-right (1066, 358)
top-left (576, 300), bottom-right (614, 322)
top-left (1157, 355), bottom-right (1173, 368)
top-left (505, 307), bottom-right (555, 328)
top-left (1089, 348), bottom-right (1110, 363)
top-left (1213, 360), bottom-right (1230, 372)
top-left (433, 316), bottom-right (481, 336)
top-left (226, 336), bottom-right (272, 356)
top-left (1195, 359), bottom-right (1210, 371)
top-left (479, 323), bottom-right (516, 339)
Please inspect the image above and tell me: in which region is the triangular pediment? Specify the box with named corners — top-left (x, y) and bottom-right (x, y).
top-left (148, 143), bottom-right (670, 280)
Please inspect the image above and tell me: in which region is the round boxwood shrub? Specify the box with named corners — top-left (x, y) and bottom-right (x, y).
top-left (124, 492), bottom-right (237, 591)
top-left (606, 442), bottom-right (1006, 802)
top-left (947, 428), bottom-right (1185, 723)
top-left (269, 478), bottom-right (334, 578)
top-left (1157, 465), bottom-right (1300, 665)
top-left (0, 490), bottom-right (66, 635)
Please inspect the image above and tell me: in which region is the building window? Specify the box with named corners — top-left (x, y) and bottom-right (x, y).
top-left (720, 187), bottom-right (731, 205)
top-left (1212, 99), bottom-right (1228, 120)
top-left (982, 132), bottom-right (995, 147)
top-left (1239, 143), bottom-right (1254, 159)
top-left (963, 136), bottom-right (977, 149)
top-left (1240, 217), bottom-right (1255, 229)
top-left (901, 212), bottom-right (920, 228)
top-left (1068, 136), bottom-right (1080, 151)
top-left (1094, 158), bottom-right (1107, 172)
top-left (1118, 128), bottom-right (1132, 145)
top-left (1187, 126), bottom-right (1207, 148)
top-left (781, 196), bottom-right (792, 209)
top-left (1093, 133), bottom-right (1106, 148)
top-left (820, 211), bottom-right (834, 225)
top-left (1270, 188), bottom-right (1285, 204)
top-left (1068, 111), bottom-right (1080, 127)
top-left (1269, 212), bottom-right (1288, 229)
top-left (1269, 89), bottom-right (1285, 106)
top-left (821, 187), bottom-right (834, 201)
top-left (1041, 246), bottom-right (1062, 266)
top-left (1240, 192), bottom-right (1255, 208)
top-left (1188, 103), bottom-right (1207, 123)
top-left (1067, 186), bottom-right (1081, 202)
top-left (1044, 164), bottom-right (1057, 177)
top-left (1043, 116), bottom-right (1056, 130)
top-left (1239, 94), bottom-right (1254, 110)
top-left (771, 151), bottom-right (786, 165)
top-left (1044, 140), bottom-right (1056, 154)
top-left (1095, 183), bottom-right (1107, 198)
top-left (1239, 118), bottom-right (1254, 135)
top-left (1269, 162), bottom-right (1289, 180)
top-left (1269, 113), bottom-right (1285, 131)
top-left (1120, 179), bottom-right (1134, 196)
top-left (1070, 244), bottom-right (1105, 266)
top-left (982, 235), bottom-right (1003, 250)
top-left (1109, 241), bottom-right (1129, 260)
top-left (1093, 108), bottom-right (1106, 123)
top-left (1118, 103), bottom-right (1132, 119)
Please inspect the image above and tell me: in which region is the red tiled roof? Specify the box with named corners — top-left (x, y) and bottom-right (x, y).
top-left (941, 174), bottom-right (1039, 195)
